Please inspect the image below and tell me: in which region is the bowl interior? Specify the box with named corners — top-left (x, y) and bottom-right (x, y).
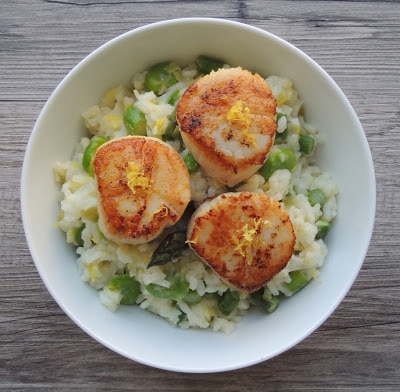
top-left (21, 18), bottom-right (375, 373)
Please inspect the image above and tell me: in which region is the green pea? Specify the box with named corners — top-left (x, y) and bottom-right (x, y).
top-left (259, 147), bottom-right (296, 179)
top-left (299, 134), bottom-right (315, 155)
top-left (308, 188), bottom-right (327, 207)
top-left (316, 220), bottom-right (331, 240)
top-left (168, 276), bottom-right (190, 301)
top-left (264, 296), bottom-right (280, 313)
top-left (145, 62), bottom-right (181, 96)
top-left (196, 55), bottom-right (225, 74)
top-left (74, 223), bottom-right (85, 247)
top-left (107, 274), bottom-right (141, 305)
top-left (250, 289), bottom-right (280, 313)
top-left (82, 135), bottom-right (109, 176)
top-left (123, 105), bottom-right (147, 136)
top-left (218, 289), bottom-right (240, 316)
top-left (183, 153), bottom-right (199, 172)
top-left (284, 270), bottom-right (311, 294)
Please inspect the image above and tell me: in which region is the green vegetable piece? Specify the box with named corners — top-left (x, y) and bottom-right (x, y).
top-left (316, 219), bottom-right (331, 240)
top-left (183, 153), bottom-right (199, 172)
top-left (249, 289), bottom-right (263, 306)
top-left (82, 135), bottom-right (109, 176)
top-left (162, 122), bottom-right (180, 142)
top-left (123, 105), bottom-right (147, 136)
top-left (107, 274), bottom-right (140, 305)
top-left (250, 290), bottom-right (280, 313)
top-left (145, 283), bottom-right (172, 299)
top-left (168, 90), bottom-right (181, 105)
top-left (275, 112), bottom-right (288, 142)
top-left (284, 270), bottom-right (311, 294)
top-left (146, 276), bottom-right (190, 301)
top-left (170, 277), bottom-right (190, 300)
top-left (147, 230), bottom-right (188, 268)
top-left (265, 296), bottom-right (280, 313)
top-left (276, 112), bottom-right (287, 124)
top-left (196, 55), bottom-right (225, 74)
top-left (145, 61), bottom-right (181, 96)
top-left (178, 313), bottom-right (188, 325)
top-left (169, 106), bottom-right (177, 122)
top-left (74, 224), bottom-right (85, 247)
top-left (299, 134), bottom-right (315, 155)
top-left (308, 188), bottom-right (327, 207)
top-left (259, 147), bottom-right (296, 179)
top-left (218, 290), bottom-right (240, 316)
top-left (182, 290), bottom-right (202, 305)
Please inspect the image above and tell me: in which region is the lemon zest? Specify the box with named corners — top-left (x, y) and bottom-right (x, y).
top-left (126, 161), bottom-right (152, 194)
top-left (232, 218), bottom-right (262, 265)
top-left (227, 100), bottom-right (256, 146)
top-left (227, 100), bottom-right (251, 129)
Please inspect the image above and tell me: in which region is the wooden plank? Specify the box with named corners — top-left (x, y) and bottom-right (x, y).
top-left (1, 0), bottom-right (399, 390)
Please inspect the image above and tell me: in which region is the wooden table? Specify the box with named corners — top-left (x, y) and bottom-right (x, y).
top-left (1, 1), bottom-right (399, 390)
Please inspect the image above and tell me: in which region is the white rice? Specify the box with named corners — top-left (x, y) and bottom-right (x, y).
top-left (54, 61), bottom-right (339, 334)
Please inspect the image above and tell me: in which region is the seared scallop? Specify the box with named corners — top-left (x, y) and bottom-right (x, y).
top-left (187, 192), bottom-right (295, 292)
top-left (177, 67), bottom-right (277, 187)
top-left (93, 136), bottom-right (191, 245)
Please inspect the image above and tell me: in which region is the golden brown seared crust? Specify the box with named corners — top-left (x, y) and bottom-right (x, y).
top-left (177, 67), bottom-right (277, 187)
top-left (187, 192), bottom-right (295, 292)
top-left (94, 136), bottom-right (191, 245)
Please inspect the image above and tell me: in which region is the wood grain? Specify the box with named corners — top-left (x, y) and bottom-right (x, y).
top-left (1, 0), bottom-right (400, 390)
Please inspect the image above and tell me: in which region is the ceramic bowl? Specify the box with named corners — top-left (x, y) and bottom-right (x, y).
top-left (21, 18), bottom-right (375, 373)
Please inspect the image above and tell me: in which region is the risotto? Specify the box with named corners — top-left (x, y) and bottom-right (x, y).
top-left (54, 57), bottom-right (338, 334)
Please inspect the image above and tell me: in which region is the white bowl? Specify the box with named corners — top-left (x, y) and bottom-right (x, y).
top-left (21, 18), bottom-right (376, 373)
